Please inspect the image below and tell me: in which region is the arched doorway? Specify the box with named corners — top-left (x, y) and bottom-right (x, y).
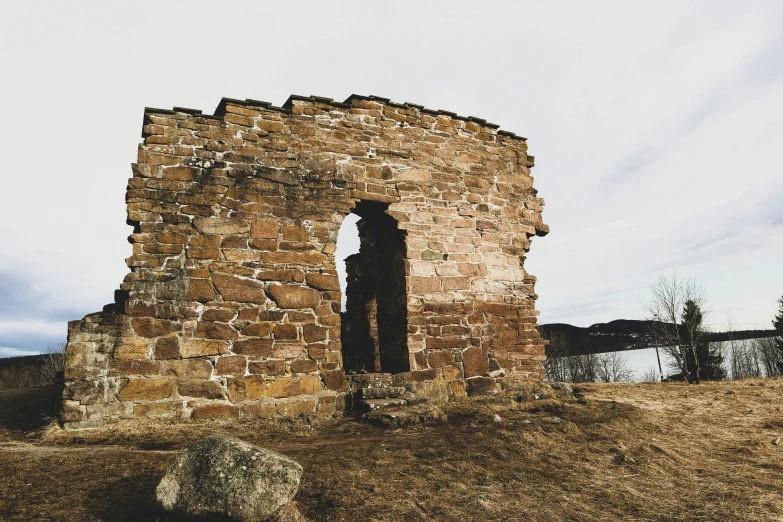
top-left (337, 201), bottom-right (409, 374)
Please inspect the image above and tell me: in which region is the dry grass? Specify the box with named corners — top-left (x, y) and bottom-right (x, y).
top-left (1, 379), bottom-right (782, 521)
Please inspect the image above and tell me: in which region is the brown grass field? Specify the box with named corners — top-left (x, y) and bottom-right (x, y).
top-left (1, 378), bottom-right (782, 521)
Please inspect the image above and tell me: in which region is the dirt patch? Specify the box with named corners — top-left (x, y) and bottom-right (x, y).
top-left (2, 380), bottom-right (783, 521)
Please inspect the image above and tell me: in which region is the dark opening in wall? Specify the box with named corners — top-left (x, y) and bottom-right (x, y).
top-left (339, 201), bottom-right (409, 374)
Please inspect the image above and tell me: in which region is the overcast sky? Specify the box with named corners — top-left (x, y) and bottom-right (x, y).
top-left (1, 1), bottom-right (781, 357)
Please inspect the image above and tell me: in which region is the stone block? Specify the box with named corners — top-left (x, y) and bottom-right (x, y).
top-left (305, 273), bottom-right (340, 291)
top-left (403, 369), bottom-right (438, 382)
top-left (425, 337), bottom-right (469, 349)
top-left (466, 376), bottom-right (499, 395)
top-left (359, 386), bottom-right (406, 399)
top-left (462, 347), bottom-right (489, 377)
top-left (178, 380), bottom-right (226, 399)
top-left (350, 373), bottom-right (393, 387)
top-left (409, 276), bottom-right (441, 293)
top-left (358, 398), bottom-right (407, 412)
top-left (302, 324), bottom-right (328, 342)
top-left (273, 323), bottom-right (298, 340)
top-left (132, 318), bottom-right (173, 338)
top-left (276, 397), bottom-right (317, 418)
top-left (290, 359), bottom-right (318, 373)
top-left (212, 274), bottom-right (267, 304)
top-left (240, 401), bottom-right (278, 418)
top-left (408, 380), bottom-right (449, 402)
top-left (265, 375), bottom-right (322, 398)
top-left (308, 344), bottom-right (327, 359)
top-left (248, 359), bottom-right (286, 376)
top-left (109, 359), bottom-right (161, 376)
top-left (272, 342), bottom-right (306, 359)
top-left (60, 400), bottom-right (85, 423)
top-left (134, 401), bottom-right (182, 418)
top-left (191, 404), bottom-right (239, 421)
top-left (227, 376), bottom-right (266, 403)
top-left (251, 220), bottom-right (279, 239)
top-left (186, 279), bottom-right (216, 302)
top-left (239, 322), bottom-right (274, 337)
top-left (181, 339), bottom-right (229, 358)
top-left (442, 277), bottom-right (470, 291)
top-left (201, 309), bottom-right (236, 322)
top-left (154, 335), bottom-right (181, 359)
top-left (195, 321), bottom-right (239, 340)
top-left (256, 270), bottom-right (305, 283)
top-left (114, 338), bottom-right (150, 360)
top-left (282, 225), bottom-right (309, 241)
top-left (233, 339), bottom-right (273, 357)
top-left (161, 359), bottom-right (213, 380)
top-left (427, 350), bottom-right (456, 368)
top-left (215, 355), bottom-right (247, 376)
top-left (192, 217), bottom-right (250, 235)
top-left (267, 285), bottom-right (321, 309)
top-left (118, 379), bottom-right (174, 401)
top-left (458, 263), bottom-right (488, 277)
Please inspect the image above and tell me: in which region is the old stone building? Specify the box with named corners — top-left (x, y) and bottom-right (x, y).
top-left (62, 94), bottom-right (548, 429)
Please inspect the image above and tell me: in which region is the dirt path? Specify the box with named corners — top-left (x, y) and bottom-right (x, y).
top-left (0, 440), bottom-right (176, 454)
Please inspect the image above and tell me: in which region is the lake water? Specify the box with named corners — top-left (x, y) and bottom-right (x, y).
top-left (622, 347), bottom-right (667, 381)
top-left (611, 339), bottom-right (776, 381)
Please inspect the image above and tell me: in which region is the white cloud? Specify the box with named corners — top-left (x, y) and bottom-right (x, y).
top-left (0, 346), bottom-right (43, 357)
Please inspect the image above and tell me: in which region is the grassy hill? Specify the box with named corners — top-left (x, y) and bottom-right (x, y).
top-left (1, 379), bottom-right (782, 520)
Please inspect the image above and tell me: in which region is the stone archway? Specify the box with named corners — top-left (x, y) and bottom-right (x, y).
top-left (340, 200), bottom-right (409, 375)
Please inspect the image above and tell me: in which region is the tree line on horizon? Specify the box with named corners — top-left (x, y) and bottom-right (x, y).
top-left (541, 274), bottom-right (783, 384)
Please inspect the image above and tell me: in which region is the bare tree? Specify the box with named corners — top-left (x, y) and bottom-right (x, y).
top-left (727, 340), bottom-right (762, 380)
top-left (543, 331), bottom-right (570, 382)
top-left (567, 353), bottom-right (599, 383)
top-left (0, 342), bottom-right (66, 389)
top-left (643, 274), bottom-right (707, 384)
top-left (39, 341), bottom-right (66, 384)
top-left (596, 352), bottom-right (633, 383)
top-left (724, 320), bottom-right (761, 380)
top-left (753, 337), bottom-right (782, 377)
top-left (638, 366), bottom-right (660, 383)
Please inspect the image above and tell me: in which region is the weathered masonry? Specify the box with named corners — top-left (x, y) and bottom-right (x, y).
top-left (62, 94), bottom-right (548, 429)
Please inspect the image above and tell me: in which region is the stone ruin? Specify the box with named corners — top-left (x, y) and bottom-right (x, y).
top-left (62, 94), bottom-right (548, 429)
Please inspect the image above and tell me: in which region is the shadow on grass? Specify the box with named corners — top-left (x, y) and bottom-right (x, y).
top-left (86, 471), bottom-right (162, 521)
top-left (86, 472), bottom-right (230, 522)
top-left (0, 384), bottom-right (63, 434)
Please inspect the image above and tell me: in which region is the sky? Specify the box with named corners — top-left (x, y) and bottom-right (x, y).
top-left (1, 0), bottom-right (781, 357)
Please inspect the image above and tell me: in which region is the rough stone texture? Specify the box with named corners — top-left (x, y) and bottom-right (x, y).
top-left (156, 434), bottom-right (302, 522)
top-left (363, 404), bottom-right (447, 428)
top-left (62, 94), bottom-right (547, 429)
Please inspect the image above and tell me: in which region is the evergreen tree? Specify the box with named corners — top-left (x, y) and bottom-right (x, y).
top-left (695, 336), bottom-right (726, 381)
top-left (644, 274), bottom-right (708, 384)
top-left (680, 300), bottom-right (703, 383)
top-left (680, 299), bottom-right (725, 381)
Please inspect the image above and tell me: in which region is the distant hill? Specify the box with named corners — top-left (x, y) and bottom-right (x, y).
top-left (539, 319), bottom-right (778, 356)
top-left (0, 354), bottom-right (64, 389)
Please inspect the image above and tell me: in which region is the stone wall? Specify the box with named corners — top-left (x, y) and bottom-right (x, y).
top-left (62, 94), bottom-right (548, 429)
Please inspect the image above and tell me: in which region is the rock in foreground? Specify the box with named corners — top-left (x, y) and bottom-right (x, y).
top-left (156, 433), bottom-right (303, 522)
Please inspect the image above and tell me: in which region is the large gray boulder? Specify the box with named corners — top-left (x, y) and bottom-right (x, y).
top-left (156, 433), bottom-right (303, 522)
